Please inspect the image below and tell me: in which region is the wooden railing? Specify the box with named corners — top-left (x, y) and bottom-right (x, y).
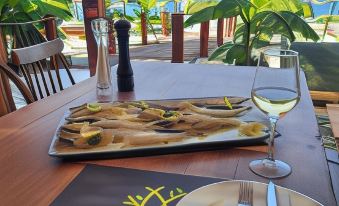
top-left (81, 0), bottom-right (238, 73)
top-left (171, 14), bottom-right (237, 63)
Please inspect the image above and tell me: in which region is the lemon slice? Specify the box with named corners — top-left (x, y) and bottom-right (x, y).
top-left (224, 97), bottom-right (233, 110)
top-left (87, 103), bottom-right (102, 112)
top-left (81, 130), bottom-right (101, 139)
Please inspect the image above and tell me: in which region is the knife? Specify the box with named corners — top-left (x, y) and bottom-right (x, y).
top-left (267, 181), bottom-right (278, 206)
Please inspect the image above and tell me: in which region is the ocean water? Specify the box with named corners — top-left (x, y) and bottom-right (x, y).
top-left (311, 2), bottom-right (339, 17)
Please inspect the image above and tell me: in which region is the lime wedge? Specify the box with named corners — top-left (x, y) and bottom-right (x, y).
top-left (87, 103), bottom-right (102, 112)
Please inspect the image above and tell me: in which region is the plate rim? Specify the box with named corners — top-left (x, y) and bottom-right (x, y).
top-left (176, 180), bottom-right (324, 206)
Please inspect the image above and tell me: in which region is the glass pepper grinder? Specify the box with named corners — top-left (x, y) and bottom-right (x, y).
top-left (91, 18), bottom-right (113, 102)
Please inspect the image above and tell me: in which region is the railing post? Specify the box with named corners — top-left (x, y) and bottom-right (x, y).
top-left (171, 13), bottom-right (184, 63)
top-left (232, 16), bottom-right (237, 37)
top-left (107, 19), bottom-right (116, 54)
top-left (82, 0), bottom-right (105, 76)
top-left (217, 18), bottom-right (224, 47)
top-left (200, 21), bottom-right (209, 57)
top-left (227, 17), bottom-right (233, 37)
top-left (160, 11), bottom-right (170, 36)
top-left (141, 12), bottom-right (147, 45)
top-left (224, 18), bottom-right (228, 37)
top-left (43, 15), bottom-right (59, 71)
top-left (43, 15), bottom-right (58, 40)
top-left (226, 16), bottom-right (237, 37)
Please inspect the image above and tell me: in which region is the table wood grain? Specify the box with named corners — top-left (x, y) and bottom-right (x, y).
top-left (0, 61), bottom-right (335, 206)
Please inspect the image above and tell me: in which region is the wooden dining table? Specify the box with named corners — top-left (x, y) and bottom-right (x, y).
top-left (0, 61), bottom-right (336, 206)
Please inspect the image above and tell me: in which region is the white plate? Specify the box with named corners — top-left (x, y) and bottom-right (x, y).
top-left (176, 180), bottom-right (323, 206)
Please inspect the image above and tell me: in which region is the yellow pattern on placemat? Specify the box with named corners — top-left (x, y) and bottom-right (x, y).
top-left (122, 186), bottom-right (187, 206)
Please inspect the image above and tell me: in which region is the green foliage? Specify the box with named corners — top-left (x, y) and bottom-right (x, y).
top-left (138, 0), bottom-right (157, 12)
top-left (184, 0), bottom-right (219, 14)
top-left (302, 2), bottom-right (313, 18)
top-left (0, 0), bottom-right (72, 22)
top-left (125, 0), bottom-right (161, 40)
top-left (0, 0), bottom-right (73, 56)
top-left (185, 0), bottom-right (319, 65)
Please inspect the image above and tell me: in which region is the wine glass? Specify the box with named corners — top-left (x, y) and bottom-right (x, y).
top-left (249, 49), bottom-right (301, 179)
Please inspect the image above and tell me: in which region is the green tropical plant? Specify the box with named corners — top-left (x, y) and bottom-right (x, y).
top-left (106, 0), bottom-right (128, 17)
top-left (138, 0), bottom-right (158, 12)
top-left (184, 0), bottom-right (219, 14)
top-left (185, 0), bottom-right (320, 65)
top-left (0, 0), bottom-right (72, 22)
top-left (0, 0), bottom-right (72, 55)
top-left (124, 0), bottom-right (160, 42)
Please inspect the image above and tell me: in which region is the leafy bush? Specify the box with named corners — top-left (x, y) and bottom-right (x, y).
top-left (185, 0), bottom-right (320, 65)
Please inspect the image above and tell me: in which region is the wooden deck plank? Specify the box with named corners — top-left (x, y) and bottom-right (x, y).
top-left (129, 37), bottom-right (219, 61)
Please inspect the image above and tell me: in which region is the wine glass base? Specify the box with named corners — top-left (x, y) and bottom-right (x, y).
top-left (249, 158), bottom-right (292, 179)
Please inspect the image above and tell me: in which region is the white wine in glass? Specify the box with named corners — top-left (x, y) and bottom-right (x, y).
top-left (249, 49), bottom-right (301, 179)
top-left (252, 87), bottom-right (299, 117)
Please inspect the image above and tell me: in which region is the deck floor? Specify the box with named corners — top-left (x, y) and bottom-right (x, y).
top-left (129, 37), bottom-right (220, 62)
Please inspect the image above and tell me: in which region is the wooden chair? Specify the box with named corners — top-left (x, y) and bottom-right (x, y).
top-left (11, 38), bottom-right (75, 101)
top-left (0, 63), bottom-right (34, 115)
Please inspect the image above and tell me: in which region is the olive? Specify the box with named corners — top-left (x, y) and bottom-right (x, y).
top-left (87, 134), bottom-right (101, 145)
top-left (163, 111), bottom-right (175, 118)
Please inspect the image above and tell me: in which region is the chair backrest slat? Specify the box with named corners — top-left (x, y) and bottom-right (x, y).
top-left (22, 64), bottom-right (38, 101)
top-left (35, 61), bottom-right (50, 97)
top-left (59, 54), bottom-right (76, 85)
top-left (30, 63), bottom-right (44, 99)
top-left (19, 66), bottom-right (31, 93)
top-left (52, 55), bottom-right (63, 91)
top-left (41, 60), bottom-right (57, 94)
top-left (12, 39), bottom-right (64, 65)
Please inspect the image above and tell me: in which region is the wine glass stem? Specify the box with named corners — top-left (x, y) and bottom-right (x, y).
top-left (267, 116), bottom-right (278, 161)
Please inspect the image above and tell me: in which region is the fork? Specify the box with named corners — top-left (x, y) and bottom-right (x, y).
top-left (238, 181), bottom-right (253, 206)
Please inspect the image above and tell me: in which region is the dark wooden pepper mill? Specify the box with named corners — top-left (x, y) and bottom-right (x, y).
top-left (114, 19), bottom-right (134, 92)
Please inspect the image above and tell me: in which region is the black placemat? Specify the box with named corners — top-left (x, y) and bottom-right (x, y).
top-left (51, 165), bottom-right (225, 206)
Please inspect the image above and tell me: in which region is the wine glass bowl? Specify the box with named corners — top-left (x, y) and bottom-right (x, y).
top-left (249, 49), bottom-right (301, 179)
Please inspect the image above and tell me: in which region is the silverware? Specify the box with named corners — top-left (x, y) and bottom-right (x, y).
top-left (267, 181), bottom-right (278, 206)
top-left (238, 181), bottom-right (253, 206)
